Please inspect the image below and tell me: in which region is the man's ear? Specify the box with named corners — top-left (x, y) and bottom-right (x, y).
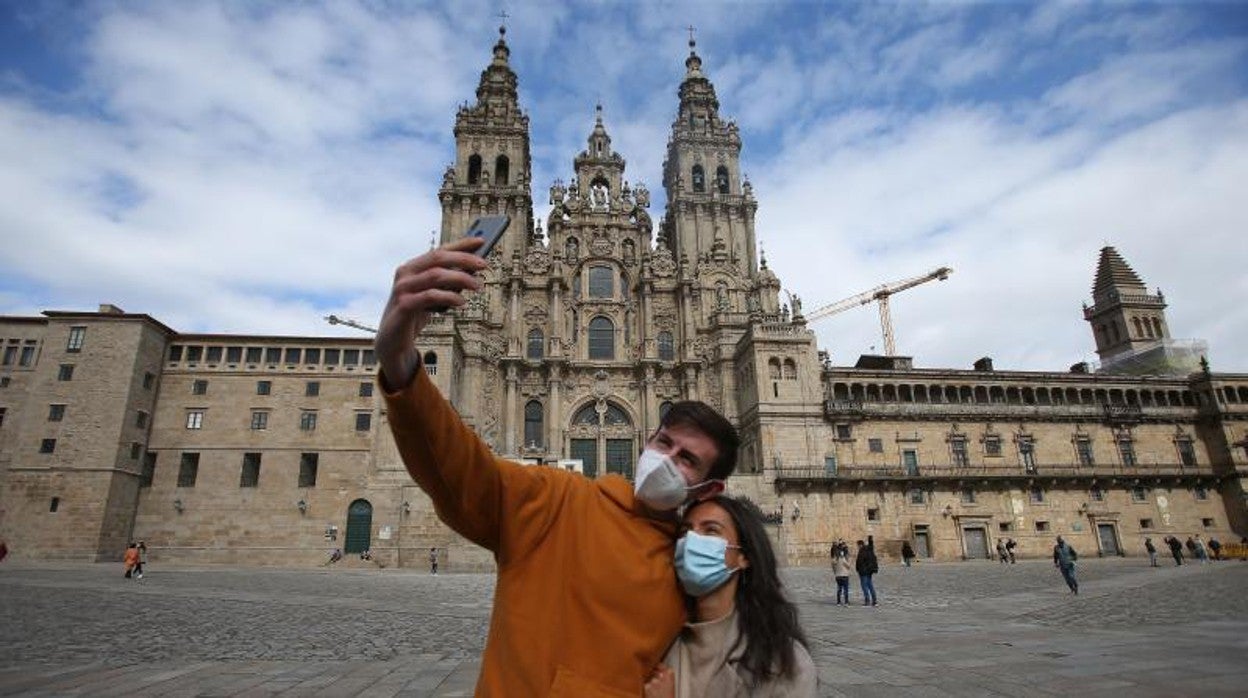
top-left (692, 479), bottom-right (724, 501)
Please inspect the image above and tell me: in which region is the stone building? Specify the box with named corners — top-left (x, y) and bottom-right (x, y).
top-left (1, 31), bottom-right (1245, 568)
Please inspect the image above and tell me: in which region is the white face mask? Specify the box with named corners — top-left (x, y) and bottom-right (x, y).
top-left (633, 449), bottom-right (692, 511)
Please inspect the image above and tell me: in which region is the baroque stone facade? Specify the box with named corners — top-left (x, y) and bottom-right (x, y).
top-left (2, 32), bottom-right (1246, 568)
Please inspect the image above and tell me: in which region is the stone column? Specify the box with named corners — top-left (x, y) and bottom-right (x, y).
top-left (504, 364), bottom-right (518, 455)
top-left (549, 364), bottom-right (563, 457)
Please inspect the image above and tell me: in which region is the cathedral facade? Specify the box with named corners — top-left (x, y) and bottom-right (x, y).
top-left (1, 32), bottom-right (1246, 568)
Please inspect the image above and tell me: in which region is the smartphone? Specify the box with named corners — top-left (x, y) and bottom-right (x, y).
top-left (430, 215), bottom-right (510, 313)
top-left (465, 215), bottom-right (510, 258)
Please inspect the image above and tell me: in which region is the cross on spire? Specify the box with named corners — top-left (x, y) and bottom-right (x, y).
top-left (687, 24), bottom-right (696, 49)
top-left (498, 9), bottom-right (509, 35)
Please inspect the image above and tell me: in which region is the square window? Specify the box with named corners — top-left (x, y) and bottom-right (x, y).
top-left (39, 438), bottom-right (56, 454)
top-left (19, 345), bottom-right (36, 366)
top-left (1193, 486), bottom-right (1208, 501)
top-left (1028, 486), bottom-right (1044, 503)
top-left (226, 346), bottom-right (243, 363)
top-left (192, 379), bottom-right (208, 395)
top-left (951, 437), bottom-right (970, 467)
top-left (285, 348), bottom-right (302, 364)
top-left (205, 346), bottom-right (222, 363)
top-left (867, 507), bottom-right (880, 522)
top-left (67, 326), bottom-right (86, 352)
top-left (135, 411), bottom-right (148, 429)
top-left (304, 348), bottom-right (321, 364)
top-left (1090, 486), bottom-right (1105, 502)
top-left (867, 438), bottom-right (883, 453)
top-left (177, 453), bottom-right (200, 487)
top-left (1075, 437), bottom-right (1094, 467)
top-left (250, 411), bottom-right (268, 430)
top-left (186, 410), bottom-right (204, 430)
top-left (0, 407), bottom-right (6, 427)
top-left (1131, 486), bottom-right (1148, 502)
top-left (909, 488), bottom-right (926, 504)
top-left (256, 380), bottom-right (271, 396)
top-left (168, 345), bottom-right (184, 362)
top-left (130, 442), bottom-right (142, 460)
top-left (823, 455), bottom-right (837, 475)
top-left (245, 347), bottom-right (262, 363)
top-left (1139, 518), bottom-right (1153, 529)
top-left (49, 497), bottom-right (60, 512)
top-left (835, 424), bottom-right (852, 440)
top-left (140, 452), bottom-right (156, 488)
top-left (324, 348), bottom-right (341, 365)
top-left (1202, 518), bottom-right (1215, 528)
top-left (998, 522), bottom-right (1012, 532)
top-left (343, 349), bottom-right (360, 365)
top-left (143, 372), bottom-right (155, 390)
top-left (355, 412), bottom-right (372, 432)
top-left (300, 411), bottom-right (317, 431)
top-left (305, 381), bottom-right (320, 397)
top-left (362, 349), bottom-right (375, 366)
top-left (2, 345), bottom-right (16, 365)
top-left (960, 488), bottom-right (976, 504)
top-left (359, 382), bottom-right (373, 398)
top-left (48, 404), bottom-right (66, 421)
top-left (185, 346), bottom-right (203, 362)
top-left (299, 453), bottom-right (319, 488)
top-left (58, 364), bottom-right (74, 381)
top-left (1035, 521), bottom-right (1050, 532)
top-left (240, 452), bottom-right (261, 487)
top-left (984, 436), bottom-right (1002, 456)
top-left (265, 347), bottom-right (281, 364)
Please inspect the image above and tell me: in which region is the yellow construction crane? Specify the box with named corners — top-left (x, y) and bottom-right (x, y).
top-left (804, 266), bottom-right (952, 356)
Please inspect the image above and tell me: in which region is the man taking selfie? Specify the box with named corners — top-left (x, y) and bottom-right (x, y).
top-left (375, 236), bottom-right (739, 696)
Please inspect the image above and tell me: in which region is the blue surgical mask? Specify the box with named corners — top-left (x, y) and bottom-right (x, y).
top-left (674, 531), bottom-right (741, 596)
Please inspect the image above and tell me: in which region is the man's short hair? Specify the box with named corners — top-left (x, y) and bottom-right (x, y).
top-left (659, 400), bottom-right (739, 481)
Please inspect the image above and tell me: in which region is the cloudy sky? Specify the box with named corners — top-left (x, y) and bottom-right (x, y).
top-left (2, 1), bottom-right (1246, 372)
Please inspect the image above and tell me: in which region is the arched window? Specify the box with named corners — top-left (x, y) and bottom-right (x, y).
top-left (604, 404), bottom-right (629, 425)
top-left (588, 266), bottom-right (614, 298)
top-left (589, 316), bottom-right (614, 360)
top-left (716, 165), bottom-right (729, 194)
top-left (527, 329), bottom-right (544, 360)
top-left (423, 351), bottom-right (438, 376)
top-left (1132, 317), bottom-right (1143, 337)
top-left (1151, 317), bottom-right (1163, 337)
top-left (657, 331), bottom-right (674, 361)
top-left (468, 154), bottom-right (482, 185)
top-left (494, 155), bottom-right (510, 186)
top-left (768, 358), bottom-right (781, 379)
top-left (783, 359), bottom-right (797, 380)
top-left (691, 164), bottom-right (705, 192)
top-left (566, 237), bottom-right (580, 262)
top-left (524, 400), bottom-right (543, 448)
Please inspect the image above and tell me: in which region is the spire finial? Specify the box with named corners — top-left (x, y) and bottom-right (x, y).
top-left (498, 10), bottom-right (509, 36)
top-left (595, 101), bottom-right (603, 123)
top-left (687, 25), bottom-right (696, 51)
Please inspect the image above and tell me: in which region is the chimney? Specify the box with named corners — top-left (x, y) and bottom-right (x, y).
top-left (1069, 362), bottom-right (1090, 374)
top-left (973, 357), bottom-right (994, 372)
top-left (98, 304), bottom-right (125, 315)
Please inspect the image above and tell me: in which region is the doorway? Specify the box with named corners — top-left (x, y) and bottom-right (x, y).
top-left (962, 526), bottom-right (990, 559)
top-left (1097, 522), bottom-right (1120, 556)
top-left (344, 499), bottom-right (373, 554)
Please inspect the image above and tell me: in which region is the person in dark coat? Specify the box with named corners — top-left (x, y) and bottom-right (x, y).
top-left (1052, 536), bottom-right (1078, 594)
top-left (1166, 536), bottom-right (1184, 565)
top-left (901, 541), bottom-right (916, 568)
top-left (855, 536), bottom-right (879, 606)
top-left (1144, 538), bottom-right (1158, 567)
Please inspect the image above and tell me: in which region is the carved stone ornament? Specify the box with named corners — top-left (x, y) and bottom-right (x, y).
top-left (653, 312), bottom-right (676, 331)
top-left (590, 237), bottom-right (614, 257)
top-left (523, 304), bottom-right (548, 324)
top-left (525, 249), bottom-right (551, 275)
top-left (651, 247), bottom-right (676, 278)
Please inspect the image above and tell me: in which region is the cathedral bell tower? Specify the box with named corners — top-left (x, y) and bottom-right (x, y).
top-left (1083, 246), bottom-right (1171, 361)
top-left (661, 38), bottom-right (758, 280)
top-left (438, 26), bottom-right (533, 262)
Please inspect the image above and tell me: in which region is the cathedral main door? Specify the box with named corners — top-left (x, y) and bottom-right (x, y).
top-left (567, 401), bottom-right (635, 479)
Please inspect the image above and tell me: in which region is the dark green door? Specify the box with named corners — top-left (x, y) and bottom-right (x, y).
top-left (344, 499), bottom-right (372, 554)
top-left (606, 439), bottom-right (634, 479)
top-left (571, 439), bottom-right (597, 477)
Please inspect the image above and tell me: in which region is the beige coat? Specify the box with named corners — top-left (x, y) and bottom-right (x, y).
top-left (662, 611), bottom-right (817, 697)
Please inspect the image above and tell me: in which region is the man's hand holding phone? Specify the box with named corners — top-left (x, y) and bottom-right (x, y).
top-left (375, 237), bottom-right (487, 391)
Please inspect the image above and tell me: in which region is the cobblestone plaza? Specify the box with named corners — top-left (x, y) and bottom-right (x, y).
top-left (2, 557), bottom-right (1245, 696)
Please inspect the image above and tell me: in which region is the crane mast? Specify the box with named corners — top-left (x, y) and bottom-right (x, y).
top-left (324, 315), bottom-right (378, 334)
top-left (804, 267), bottom-right (952, 355)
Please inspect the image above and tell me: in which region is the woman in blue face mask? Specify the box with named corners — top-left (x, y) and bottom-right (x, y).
top-left (645, 496), bottom-right (816, 697)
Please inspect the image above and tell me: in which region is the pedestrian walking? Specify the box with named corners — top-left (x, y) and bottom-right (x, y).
top-left (1052, 536), bottom-right (1079, 594)
top-left (429, 547), bottom-right (439, 575)
top-left (0, 538), bottom-right (8, 564)
top-left (855, 536), bottom-right (879, 606)
top-left (135, 541), bottom-right (147, 579)
top-left (1208, 538), bottom-right (1222, 561)
top-left (996, 539), bottom-right (1009, 564)
top-left (1166, 536), bottom-right (1184, 565)
top-left (1006, 538), bottom-right (1017, 564)
top-left (1144, 537), bottom-right (1158, 567)
top-left (832, 544), bottom-right (852, 605)
top-left (123, 543), bottom-right (140, 579)
top-left (1193, 535), bottom-right (1210, 564)
top-left (901, 540), bottom-right (916, 568)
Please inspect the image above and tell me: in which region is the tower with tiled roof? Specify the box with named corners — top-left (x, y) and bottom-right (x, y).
top-left (1083, 246), bottom-right (1170, 361)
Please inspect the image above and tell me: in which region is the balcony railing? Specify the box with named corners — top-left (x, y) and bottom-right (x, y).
top-left (774, 462), bottom-right (1213, 483)
top-left (821, 399), bottom-right (1192, 423)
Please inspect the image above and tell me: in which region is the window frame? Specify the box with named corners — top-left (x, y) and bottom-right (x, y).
top-left (66, 326), bottom-right (86, 352)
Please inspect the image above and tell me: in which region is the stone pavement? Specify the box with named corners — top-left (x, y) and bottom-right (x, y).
top-left (2, 557), bottom-right (1246, 696)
